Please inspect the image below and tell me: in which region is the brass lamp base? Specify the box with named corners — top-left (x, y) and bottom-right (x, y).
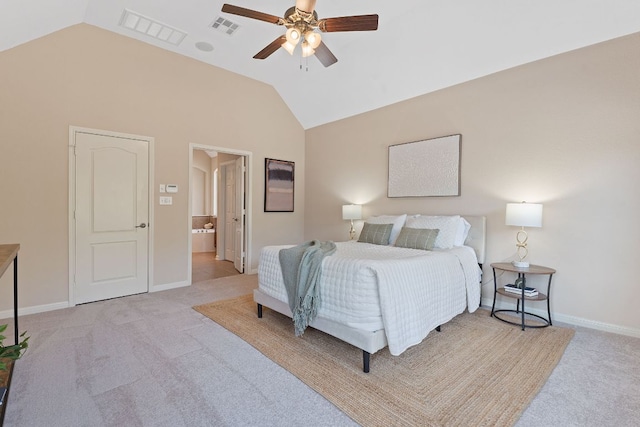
top-left (513, 228), bottom-right (530, 268)
top-left (349, 220), bottom-right (356, 240)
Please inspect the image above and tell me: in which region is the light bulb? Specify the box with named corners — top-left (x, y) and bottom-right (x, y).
top-left (285, 27), bottom-right (301, 46)
top-left (305, 31), bottom-right (322, 49)
top-left (301, 41), bottom-right (315, 58)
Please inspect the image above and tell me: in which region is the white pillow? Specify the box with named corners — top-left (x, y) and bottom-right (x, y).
top-left (405, 215), bottom-right (460, 249)
top-left (454, 217), bottom-right (471, 246)
top-left (366, 214), bottom-right (407, 245)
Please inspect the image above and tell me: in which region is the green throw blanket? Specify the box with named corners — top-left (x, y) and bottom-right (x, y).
top-left (279, 240), bottom-right (337, 336)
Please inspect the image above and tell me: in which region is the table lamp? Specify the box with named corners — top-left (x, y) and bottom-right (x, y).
top-left (505, 202), bottom-right (543, 268)
top-left (342, 204), bottom-right (362, 240)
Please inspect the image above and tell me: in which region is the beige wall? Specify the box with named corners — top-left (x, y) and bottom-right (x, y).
top-left (0, 24), bottom-right (305, 311)
top-left (305, 33), bottom-right (640, 334)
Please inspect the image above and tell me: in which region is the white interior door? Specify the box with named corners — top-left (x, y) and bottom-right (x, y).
top-left (74, 131), bottom-right (149, 304)
top-left (224, 162), bottom-right (236, 262)
top-left (234, 157), bottom-right (245, 273)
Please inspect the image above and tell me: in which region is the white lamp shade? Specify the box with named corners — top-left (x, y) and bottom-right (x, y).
top-left (301, 41), bottom-right (315, 58)
top-left (285, 27), bottom-right (301, 45)
top-left (281, 40), bottom-right (296, 55)
top-left (342, 204), bottom-right (362, 220)
top-left (305, 30), bottom-right (322, 49)
top-left (506, 203), bottom-right (543, 228)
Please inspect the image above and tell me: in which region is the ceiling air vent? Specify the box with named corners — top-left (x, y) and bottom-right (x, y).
top-left (119, 9), bottom-right (187, 46)
top-left (210, 16), bottom-right (240, 36)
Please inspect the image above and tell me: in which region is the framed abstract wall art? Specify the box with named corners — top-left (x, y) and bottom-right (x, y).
top-left (388, 134), bottom-right (461, 197)
top-left (264, 158), bottom-right (295, 212)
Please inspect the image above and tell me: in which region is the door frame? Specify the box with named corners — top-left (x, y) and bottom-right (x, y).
top-left (188, 144), bottom-right (252, 282)
top-left (233, 156), bottom-right (246, 272)
top-left (220, 159), bottom-right (236, 262)
top-left (68, 126), bottom-right (155, 306)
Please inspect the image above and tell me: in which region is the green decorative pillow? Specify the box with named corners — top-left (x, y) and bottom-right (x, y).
top-left (394, 227), bottom-right (440, 250)
top-left (358, 223), bottom-right (393, 245)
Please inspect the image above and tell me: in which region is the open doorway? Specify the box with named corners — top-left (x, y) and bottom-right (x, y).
top-left (188, 144), bottom-right (251, 284)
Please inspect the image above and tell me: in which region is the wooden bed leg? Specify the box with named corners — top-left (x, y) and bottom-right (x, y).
top-left (436, 325), bottom-right (441, 332)
top-left (257, 303), bottom-right (263, 318)
top-left (363, 351), bottom-right (370, 373)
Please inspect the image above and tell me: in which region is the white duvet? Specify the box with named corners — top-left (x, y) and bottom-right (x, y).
top-left (258, 241), bottom-right (481, 355)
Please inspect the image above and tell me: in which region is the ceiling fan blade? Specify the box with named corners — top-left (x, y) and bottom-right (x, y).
top-left (318, 14), bottom-right (379, 32)
top-left (221, 4), bottom-right (282, 25)
top-left (314, 41), bottom-right (338, 67)
top-left (253, 36), bottom-right (287, 60)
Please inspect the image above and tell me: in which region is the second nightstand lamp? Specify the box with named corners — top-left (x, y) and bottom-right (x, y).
top-left (505, 202), bottom-right (543, 268)
top-left (342, 204), bottom-right (362, 240)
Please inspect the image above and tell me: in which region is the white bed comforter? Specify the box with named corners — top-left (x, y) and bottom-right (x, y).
top-left (258, 241), bottom-right (481, 356)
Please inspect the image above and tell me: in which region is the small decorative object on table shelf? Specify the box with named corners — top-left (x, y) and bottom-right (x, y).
top-left (503, 283), bottom-right (538, 297)
top-left (490, 262), bottom-right (555, 331)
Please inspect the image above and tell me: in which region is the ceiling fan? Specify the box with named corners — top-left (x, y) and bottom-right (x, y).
top-left (221, 0), bottom-right (378, 67)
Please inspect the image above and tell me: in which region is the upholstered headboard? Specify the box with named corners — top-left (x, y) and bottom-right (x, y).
top-left (462, 216), bottom-right (486, 265)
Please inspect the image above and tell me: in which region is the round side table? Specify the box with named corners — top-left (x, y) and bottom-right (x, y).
top-left (490, 262), bottom-right (556, 330)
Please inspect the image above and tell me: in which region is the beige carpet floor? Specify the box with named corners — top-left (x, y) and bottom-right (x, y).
top-left (194, 294), bottom-right (575, 427)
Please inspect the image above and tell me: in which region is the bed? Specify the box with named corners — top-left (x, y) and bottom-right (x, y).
top-left (254, 215), bottom-right (486, 372)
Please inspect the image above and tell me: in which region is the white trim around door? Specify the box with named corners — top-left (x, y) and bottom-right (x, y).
top-left (188, 143), bottom-right (252, 284)
top-left (68, 126), bottom-right (155, 306)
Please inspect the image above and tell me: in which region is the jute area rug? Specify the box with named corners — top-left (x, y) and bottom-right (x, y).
top-left (194, 294), bottom-right (574, 427)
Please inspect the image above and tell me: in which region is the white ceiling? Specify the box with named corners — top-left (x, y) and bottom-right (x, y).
top-left (2, 1), bottom-right (640, 129)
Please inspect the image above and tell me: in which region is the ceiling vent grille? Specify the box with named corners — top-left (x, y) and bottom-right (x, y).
top-left (119, 9), bottom-right (187, 46)
top-left (210, 16), bottom-right (240, 36)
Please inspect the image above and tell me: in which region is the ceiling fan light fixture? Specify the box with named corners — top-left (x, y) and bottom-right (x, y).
top-left (301, 41), bottom-right (315, 58)
top-left (304, 30), bottom-right (321, 49)
top-left (220, 2), bottom-right (378, 67)
top-left (285, 27), bottom-right (301, 45)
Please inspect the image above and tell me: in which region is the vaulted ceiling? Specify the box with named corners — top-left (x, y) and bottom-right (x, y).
top-left (2, 1), bottom-right (640, 129)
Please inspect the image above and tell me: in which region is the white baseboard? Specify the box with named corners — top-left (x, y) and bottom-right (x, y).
top-left (0, 282), bottom-right (188, 320)
top-left (480, 297), bottom-right (640, 339)
top-left (0, 301), bottom-right (70, 320)
top-left (3, 292), bottom-right (636, 340)
top-left (150, 280), bottom-right (190, 293)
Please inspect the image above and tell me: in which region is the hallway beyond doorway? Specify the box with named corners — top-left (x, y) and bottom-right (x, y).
top-left (192, 252), bottom-right (240, 283)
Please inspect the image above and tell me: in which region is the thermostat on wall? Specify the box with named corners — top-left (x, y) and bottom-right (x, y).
top-left (166, 184), bottom-right (178, 193)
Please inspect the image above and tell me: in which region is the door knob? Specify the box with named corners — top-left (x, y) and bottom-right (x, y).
top-left (136, 223), bottom-right (147, 229)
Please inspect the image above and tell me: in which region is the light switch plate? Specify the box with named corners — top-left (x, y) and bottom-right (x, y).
top-left (159, 196), bottom-right (172, 205)
top-left (159, 184), bottom-right (166, 193)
